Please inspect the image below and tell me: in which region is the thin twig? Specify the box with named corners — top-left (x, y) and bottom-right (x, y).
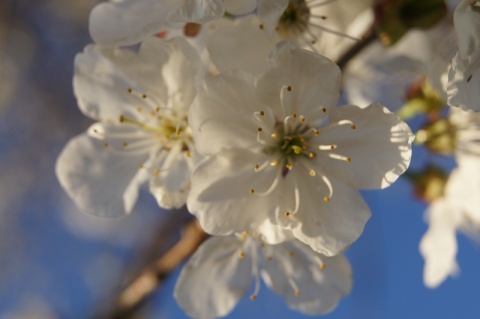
top-left (97, 219), bottom-right (209, 319)
top-left (336, 25), bottom-right (377, 70)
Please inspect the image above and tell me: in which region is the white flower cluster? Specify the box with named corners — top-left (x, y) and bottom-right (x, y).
top-left (54, 0), bottom-right (431, 317)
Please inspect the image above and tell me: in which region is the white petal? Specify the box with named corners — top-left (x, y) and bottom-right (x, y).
top-left (174, 236), bottom-right (253, 319)
top-left (189, 70), bottom-right (262, 155)
top-left (256, 42), bottom-right (341, 118)
top-left (206, 16), bottom-right (275, 74)
top-left (453, 0), bottom-right (480, 59)
top-left (256, 0), bottom-right (288, 36)
top-left (74, 43), bottom-right (168, 122)
top-left (289, 175), bottom-right (371, 256)
top-left (187, 149), bottom-right (278, 235)
top-left (317, 103), bottom-right (413, 190)
top-left (89, 0), bottom-right (223, 46)
top-left (89, 0), bottom-right (182, 46)
top-left (55, 133), bottom-right (149, 217)
top-left (223, 0), bottom-right (257, 15)
top-left (447, 52), bottom-right (480, 112)
top-left (420, 199), bottom-right (460, 288)
top-left (168, 0), bottom-right (224, 26)
top-left (262, 240), bottom-right (352, 314)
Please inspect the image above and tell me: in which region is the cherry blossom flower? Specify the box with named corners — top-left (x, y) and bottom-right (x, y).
top-left (420, 154), bottom-right (480, 288)
top-left (187, 42), bottom-right (414, 255)
top-left (447, 0), bottom-right (480, 111)
top-left (204, 0), bottom-right (373, 75)
top-left (174, 233), bottom-right (351, 318)
top-left (56, 37), bottom-right (202, 217)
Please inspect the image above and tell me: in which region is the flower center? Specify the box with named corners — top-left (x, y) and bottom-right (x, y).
top-left (277, 0), bottom-right (311, 38)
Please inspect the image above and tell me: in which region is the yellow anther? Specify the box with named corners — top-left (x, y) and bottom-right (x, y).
top-left (324, 196), bottom-right (330, 202)
top-left (255, 164), bottom-right (260, 170)
top-left (259, 24), bottom-right (264, 30)
top-left (314, 131), bottom-right (320, 136)
top-left (123, 142), bottom-right (128, 147)
top-left (175, 130), bottom-right (181, 136)
top-left (257, 127), bottom-right (263, 132)
top-left (292, 145), bottom-right (303, 154)
top-left (346, 157), bottom-right (352, 163)
top-left (309, 152), bottom-right (316, 158)
top-left (185, 151), bottom-right (191, 158)
top-left (285, 211), bottom-right (290, 217)
top-left (119, 115), bottom-right (125, 123)
top-left (249, 189), bottom-right (255, 195)
top-left (300, 117), bottom-right (305, 123)
top-left (292, 113), bottom-right (297, 119)
top-left (250, 295), bottom-right (257, 301)
top-left (103, 143), bottom-right (109, 148)
top-left (271, 161), bottom-right (279, 167)
top-left (286, 163), bottom-right (292, 170)
top-left (287, 86), bottom-right (292, 92)
top-left (139, 163), bottom-right (144, 169)
top-left (351, 124), bottom-right (356, 130)
top-left (309, 170), bottom-right (315, 176)
top-left (239, 252), bottom-right (245, 259)
top-left (320, 264), bottom-right (326, 269)
top-left (153, 169), bottom-right (159, 176)
top-left (271, 132), bottom-right (279, 138)
top-left (322, 107), bottom-right (327, 113)
top-left (142, 94), bottom-right (147, 99)
top-left (127, 88), bottom-right (132, 93)
top-left (259, 110), bottom-right (265, 116)
top-left (289, 251), bottom-right (295, 257)
top-left (330, 145), bottom-right (335, 150)
top-left (295, 290), bottom-right (301, 297)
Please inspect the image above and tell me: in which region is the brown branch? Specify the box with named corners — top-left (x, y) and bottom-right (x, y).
top-left (97, 219), bottom-right (209, 319)
top-left (336, 25), bottom-right (377, 71)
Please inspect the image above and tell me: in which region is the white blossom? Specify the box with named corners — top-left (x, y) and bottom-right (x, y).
top-left (174, 233), bottom-right (351, 318)
top-left (187, 42), bottom-right (414, 255)
top-left (56, 37), bottom-right (202, 217)
top-left (420, 154), bottom-right (480, 288)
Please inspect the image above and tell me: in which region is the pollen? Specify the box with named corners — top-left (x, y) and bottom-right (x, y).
top-left (346, 157), bottom-right (352, 163)
top-left (250, 294), bottom-right (257, 301)
top-left (324, 196), bottom-right (330, 202)
top-left (320, 264), bottom-right (326, 269)
top-left (239, 252), bottom-right (245, 259)
top-left (289, 251), bottom-right (295, 257)
top-left (351, 124), bottom-right (356, 130)
top-left (271, 132), bottom-right (279, 138)
top-left (285, 163), bottom-right (292, 170)
top-left (153, 169), bottom-right (159, 176)
top-left (284, 211), bottom-right (291, 217)
top-left (185, 151), bottom-right (191, 158)
top-left (291, 113), bottom-right (297, 119)
top-left (249, 189), bottom-right (255, 195)
top-left (308, 152), bottom-right (316, 158)
top-left (287, 85), bottom-right (292, 92)
top-left (259, 24), bottom-right (264, 30)
top-left (257, 127), bottom-right (263, 132)
top-left (309, 170), bottom-right (315, 176)
top-left (127, 88), bottom-right (132, 93)
top-left (142, 94), bottom-right (147, 99)
top-left (322, 107), bottom-right (327, 113)
top-left (271, 161), bottom-right (279, 167)
top-left (119, 115), bottom-right (125, 122)
top-left (295, 290), bottom-right (301, 297)
top-left (255, 164), bottom-right (260, 170)
top-left (259, 110), bottom-right (265, 116)
top-left (123, 142), bottom-right (128, 147)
